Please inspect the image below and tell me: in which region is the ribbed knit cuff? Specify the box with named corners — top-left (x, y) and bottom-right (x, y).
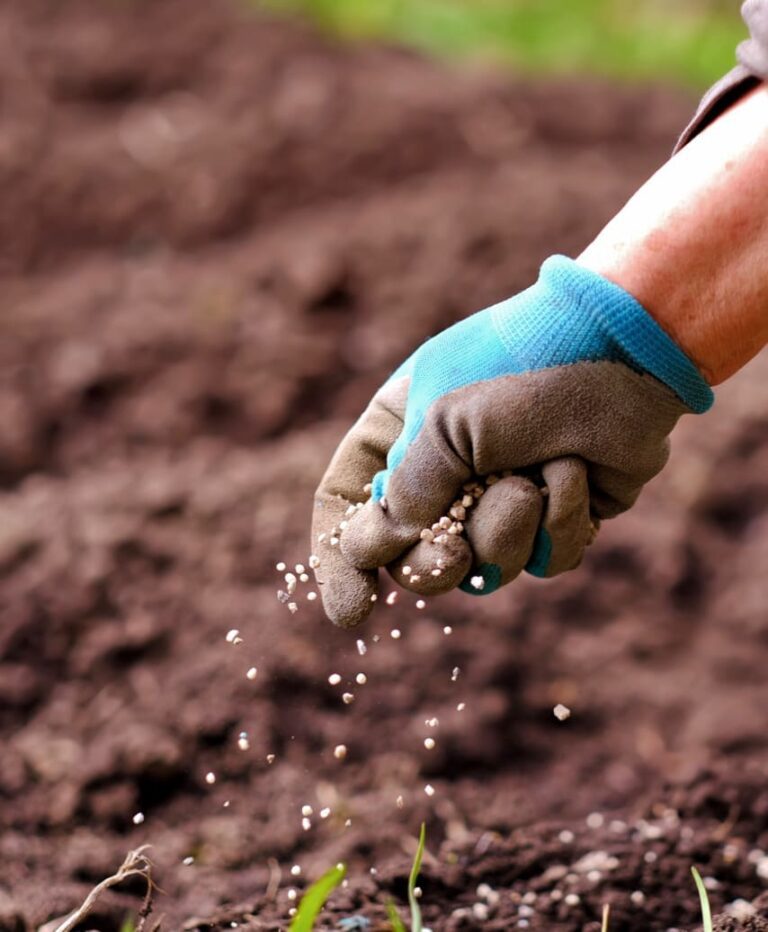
top-left (540, 256), bottom-right (714, 413)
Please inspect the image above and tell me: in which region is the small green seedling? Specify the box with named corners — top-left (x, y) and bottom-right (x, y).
top-left (388, 823), bottom-right (427, 932)
top-left (691, 866), bottom-right (713, 932)
top-left (289, 862), bottom-right (346, 932)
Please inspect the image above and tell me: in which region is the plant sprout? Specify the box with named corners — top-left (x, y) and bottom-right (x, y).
top-left (388, 823), bottom-right (427, 932)
top-left (289, 862), bottom-right (346, 932)
top-left (691, 866), bottom-right (713, 932)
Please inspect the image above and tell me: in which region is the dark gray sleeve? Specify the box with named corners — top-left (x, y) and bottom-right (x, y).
top-left (675, 0), bottom-right (768, 152)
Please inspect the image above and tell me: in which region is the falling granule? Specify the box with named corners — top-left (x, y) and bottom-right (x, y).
top-left (413, 887), bottom-right (423, 899)
top-left (309, 554), bottom-right (320, 569)
top-left (344, 818), bottom-right (352, 828)
top-left (307, 591), bottom-right (317, 601)
top-left (451, 666), bottom-right (460, 681)
top-left (553, 703), bottom-right (571, 721)
top-left (391, 629), bottom-right (402, 639)
top-left (288, 909), bottom-right (297, 918)
top-left (132, 812), bottom-right (145, 825)
top-left (424, 738), bottom-right (436, 750)
top-left (299, 573), bottom-right (309, 583)
top-left (223, 800), bottom-right (231, 808)
top-left (287, 602), bottom-right (298, 615)
top-left (470, 575), bottom-right (485, 591)
top-left (424, 784), bottom-right (435, 797)
top-left (287, 889), bottom-right (297, 902)
top-left (416, 599), bottom-right (426, 610)
top-left (355, 673), bottom-right (367, 685)
top-left (401, 565), bottom-right (412, 576)
top-left (301, 817), bottom-right (312, 831)
top-left (182, 856), bottom-right (195, 866)
top-left (443, 625), bottom-right (453, 635)
top-left (237, 732), bottom-right (250, 751)
top-left (372, 635), bottom-right (381, 643)
top-left (320, 807), bottom-right (331, 819)
top-left (370, 594), bottom-right (377, 602)
top-left (396, 795), bottom-right (404, 809)
top-left (425, 717), bottom-right (439, 727)
top-left (295, 564), bottom-right (305, 574)
top-left (284, 573), bottom-right (297, 593)
top-left (225, 629), bottom-right (242, 644)
top-left (277, 590), bottom-right (290, 604)
top-left (276, 562), bottom-right (287, 572)
top-left (334, 744), bottom-right (348, 760)
top-left (290, 865), bottom-right (302, 877)
top-left (386, 592), bottom-right (398, 606)
top-left (457, 702), bottom-right (466, 711)
top-left (356, 639), bottom-right (367, 656)
top-left (266, 754), bottom-right (276, 764)
top-left (342, 692), bottom-right (355, 704)
top-left (205, 772), bottom-right (216, 785)
top-left (301, 805), bottom-right (313, 817)
top-left (328, 673), bottom-right (342, 686)
top-left (246, 667), bottom-right (258, 680)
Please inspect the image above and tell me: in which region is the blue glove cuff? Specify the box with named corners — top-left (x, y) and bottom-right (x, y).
top-left (493, 255), bottom-right (714, 413)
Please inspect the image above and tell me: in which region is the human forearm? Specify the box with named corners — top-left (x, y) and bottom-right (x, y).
top-left (579, 84), bottom-right (768, 385)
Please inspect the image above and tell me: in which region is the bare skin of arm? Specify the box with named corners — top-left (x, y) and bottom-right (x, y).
top-left (579, 84), bottom-right (768, 386)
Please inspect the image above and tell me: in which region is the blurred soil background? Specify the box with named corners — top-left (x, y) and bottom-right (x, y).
top-left (2, 0), bottom-right (768, 930)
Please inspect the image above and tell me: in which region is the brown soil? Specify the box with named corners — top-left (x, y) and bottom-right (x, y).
top-left (2, 1), bottom-right (768, 930)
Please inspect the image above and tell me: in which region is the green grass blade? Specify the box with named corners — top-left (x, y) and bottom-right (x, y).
top-left (387, 900), bottom-right (407, 932)
top-left (691, 866), bottom-right (713, 932)
top-left (407, 823), bottom-right (427, 932)
top-left (289, 862), bottom-right (346, 932)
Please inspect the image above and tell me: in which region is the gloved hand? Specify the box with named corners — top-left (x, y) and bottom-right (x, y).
top-left (312, 255), bottom-right (713, 627)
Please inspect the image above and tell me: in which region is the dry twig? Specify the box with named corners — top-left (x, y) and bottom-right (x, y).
top-left (52, 846), bottom-right (153, 932)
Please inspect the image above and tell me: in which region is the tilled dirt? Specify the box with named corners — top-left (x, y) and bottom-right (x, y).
top-left (2, 1), bottom-right (768, 930)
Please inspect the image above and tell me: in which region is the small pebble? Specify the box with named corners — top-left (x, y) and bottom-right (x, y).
top-left (287, 602), bottom-right (298, 614)
top-left (553, 704), bottom-right (571, 721)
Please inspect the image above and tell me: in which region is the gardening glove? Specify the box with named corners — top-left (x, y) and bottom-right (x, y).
top-left (312, 255), bottom-right (713, 628)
